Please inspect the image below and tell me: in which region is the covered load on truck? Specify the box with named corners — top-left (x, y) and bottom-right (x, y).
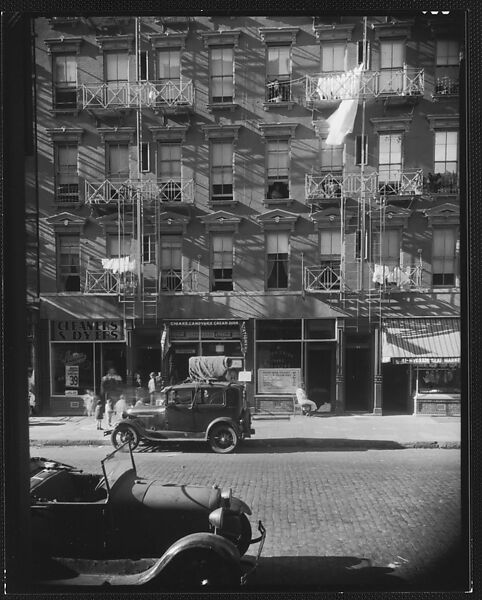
top-left (188, 356), bottom-right (233, 382)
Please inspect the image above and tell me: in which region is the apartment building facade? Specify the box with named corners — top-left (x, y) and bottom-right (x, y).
top-left (26, 13), bottom-right (463, 416)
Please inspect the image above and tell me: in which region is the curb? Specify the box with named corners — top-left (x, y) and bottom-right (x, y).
top-left (29, 438), bottom-right (461, 450)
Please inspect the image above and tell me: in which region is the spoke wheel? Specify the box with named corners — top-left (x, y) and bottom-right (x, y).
top-left (209, 424), bottom-right (238, 454)
top-left (111, 425), bottom-right (139, 451)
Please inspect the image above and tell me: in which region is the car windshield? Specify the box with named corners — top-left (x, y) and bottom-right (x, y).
top-left (101, 443), bottom-right (136, 492)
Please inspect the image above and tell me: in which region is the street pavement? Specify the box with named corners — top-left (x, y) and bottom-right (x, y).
top-left (29, 412), bottom-right (461, 449)
top-left (33, 446), bottom-right (466, 592)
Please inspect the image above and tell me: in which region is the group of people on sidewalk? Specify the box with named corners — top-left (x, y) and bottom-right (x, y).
top-left (83, 368), bottom-right (165, 430)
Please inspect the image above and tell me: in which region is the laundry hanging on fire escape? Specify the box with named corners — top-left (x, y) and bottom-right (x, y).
top-left (101, 256), bottom-right (136, 273)
top-left (324, 64), bottom-right (363, 145)
top-left (372, 264), bottom-right (413, 289)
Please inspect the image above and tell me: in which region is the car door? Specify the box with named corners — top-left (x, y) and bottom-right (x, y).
top-left (193, 387), bottom-right (228, 432)
top-left (164, 387), bottom-right (196, 432)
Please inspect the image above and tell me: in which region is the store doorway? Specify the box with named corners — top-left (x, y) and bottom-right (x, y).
top-left (305, 344), bottom-right (333, 408)
top-left (135, 347), bottom-right (163, 388)
top-left (382, 363), bottom-right (410, 414)
top-left (345, 346), bottom-right (371, 411)
top-left (168, 344), bottom-right (198, 384)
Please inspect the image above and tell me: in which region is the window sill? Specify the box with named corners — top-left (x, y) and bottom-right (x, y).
top-left (208, 199), bottom-right (239, 208)
top-left (54, 201), bottom-right (82, 208)
top-left (263, 100), bottom-right (295, 111)
top-left (206, 102), bottom-right (238, 112)
top-left (51, 108), bottom-right (79, 116)
top-left (263, 197), bottom-right (294, 207)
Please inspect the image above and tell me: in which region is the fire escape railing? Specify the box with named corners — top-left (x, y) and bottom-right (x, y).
top-left (85, 178), bottom-right (194, 204)
top-left (81, 79), bottom-right (194, 109)
top-left (304, 264), bottom-right (343, 292)
top-left (369, 264), bottom-right (423, 290)
top-left (84, 270), bottom-right (137, 295)
top-left (306, 67), bottom-right (424, 104)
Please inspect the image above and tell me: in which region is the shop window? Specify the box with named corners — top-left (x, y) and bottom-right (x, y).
top-left (417, 366), bottom-right (460, 395)
top-left (304, 319), bottom-right (336, 340)
top-left (53, 54), bottom-right (77, 109)
top-left (266, 44), bottom-right (291, 103)
top-left (378, 133), bottom-right (402, 194)
top-left (56, 233), bottom-right (80, 292)
top-left (211, 140), bottom-right (234, 203)
top-left (432, 227), bottom-right (456, 287)
top-left (210, 46), bottom-right (234, 103)
top-left (266, 231), bottom-right (289, 289)
top-left (267, 139), bottom-right (290, 199)
top-left (256, 341), bottom-right (301, 368)
top-left (51, 343), bottom-right (94, 396)
top-left (160, 235), bottom-right (182, 291)
top-left (158, 142), bottom-right (182, 201)
top-left (321, 42), bottom-right (345, 72)
top-left (257, 319), bottom-right (301, 340)
top-left (211, 234), bottom-right (233, 291)
top-left (55, 143), bottom-right (79, 204)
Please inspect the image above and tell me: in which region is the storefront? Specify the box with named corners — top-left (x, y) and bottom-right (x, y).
top-left (382, 317), bottom-right (461, 416)
top-left (49, 319), bottom-right (126, 414)
top-left (254, 318), bottom-right (337, 413)
top-left (162, 320), bottom-right (245, 384)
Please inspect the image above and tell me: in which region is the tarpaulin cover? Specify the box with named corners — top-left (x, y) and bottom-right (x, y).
top-left (188, 356), bottom-right (232, 381)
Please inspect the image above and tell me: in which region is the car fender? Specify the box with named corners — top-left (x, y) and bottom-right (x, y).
top-left (230, 495), bottom-right (252, 516)
top-left (113, 418), bottom-right (146, 437)
top-left (204, 417), bottom-right (240, 441)
top-left (132, 532), bottom-right (242, 586)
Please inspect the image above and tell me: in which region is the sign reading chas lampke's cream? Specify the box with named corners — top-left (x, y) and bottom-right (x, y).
top-left (52, 320), bottom-right (124, 341)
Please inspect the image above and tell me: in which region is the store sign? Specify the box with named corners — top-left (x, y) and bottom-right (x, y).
top-left (170, 320), bottom-right (240, 327)
top-left (65, 365), bottom-right (79, 388)
top-left (258, 368), bottom-right (301, 394)
top-left (52, 320), bottom-right (124, 341)
top-left (393, 358), bottom-right (459, 365)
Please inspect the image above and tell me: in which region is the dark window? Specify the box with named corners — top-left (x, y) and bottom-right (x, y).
top-left (257, 319), bottom-right (301, 340)
top-left (57, 234), bottom-right (80, 292)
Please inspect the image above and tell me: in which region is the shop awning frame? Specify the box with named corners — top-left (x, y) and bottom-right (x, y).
top-left (382, 317), bottom-right (460, 365)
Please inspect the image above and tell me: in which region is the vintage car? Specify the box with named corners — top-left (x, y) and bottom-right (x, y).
top-left (30, 444), bottom-right (266, 590)
top-left (109, 381), bottom-right (254, 453)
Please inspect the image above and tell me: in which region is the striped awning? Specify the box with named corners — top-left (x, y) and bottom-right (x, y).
top-left (382, 318), bottom-right (460, 364)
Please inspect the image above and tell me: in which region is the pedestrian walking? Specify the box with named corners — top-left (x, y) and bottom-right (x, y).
top-left (115, 394), bottom-right (128, 418)
top-left (148, 372), bottom-right (157, 405)
top-left (94, 400), bottom-right (104, 430)
top-left (101, 367), bottom-right (123, 403)
top-left (83, 389), bottom-right (95, 416)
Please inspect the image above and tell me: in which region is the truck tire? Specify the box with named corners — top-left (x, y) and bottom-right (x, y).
top-left (111, 424), bottom-right (140, 451)
top-left (208, 424), bottom-right (238, 454)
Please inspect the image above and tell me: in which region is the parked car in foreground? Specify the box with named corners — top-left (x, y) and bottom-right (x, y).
top-left (30, 443), bottom-right (266, 590)
top-left (109, 380), bottom-right (255, 454)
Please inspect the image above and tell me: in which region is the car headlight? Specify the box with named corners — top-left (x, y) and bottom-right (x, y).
top-left (209, 507), bottom-right (225, 531)
top-left (221, 488), bottom-right (232, 508)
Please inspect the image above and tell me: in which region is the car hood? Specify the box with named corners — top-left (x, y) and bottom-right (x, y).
top-left (131, 479), bottom-right (222, 512)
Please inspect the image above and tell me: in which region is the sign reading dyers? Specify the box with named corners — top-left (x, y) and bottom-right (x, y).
top-left (52, 320), bottom-right (124, 341)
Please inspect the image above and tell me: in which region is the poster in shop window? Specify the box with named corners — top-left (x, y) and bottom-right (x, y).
top-left (258, 368), bottom-right (301, 394)
top-left (65, 365), bottom-right (80, 389)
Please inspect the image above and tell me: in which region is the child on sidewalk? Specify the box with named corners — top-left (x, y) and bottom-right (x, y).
top-left (94, 399), bottom-right (104, 430)
top-left (105, 398), bottom-right (115, 427)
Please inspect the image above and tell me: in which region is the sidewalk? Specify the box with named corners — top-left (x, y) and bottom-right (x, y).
top-left (29, 413), bottom-right (461, 449)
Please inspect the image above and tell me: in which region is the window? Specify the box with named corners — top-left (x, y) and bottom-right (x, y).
top-left (107, 142), bottom-right (129, 180)
top-left (107, 235), bottom-right (132, 258)
top-left (211, 234), bottom-right (233, 291)
top-left (266, 231), bottom-right (289, 289)
top-left (372, 229), bottom-right (400, 266)
top-left (267, 139), bottom-right (290, 199)
top-left (140, 142), bottom-right (150, 172)
top-left (355, 135), bottom-right (368, 165)
top-left (432, 228), bottom-right (456, 286)
top-left (379, 39), bottom-right (404, 93)
top-left (157, 48), bottom-right (180, 102)
top-left (318, 229), bottom-right (342, 290)
top-left (210, 46), bottom-right (234, 103)
top-left (140, 51), bottom-right (148, 80)
top-left (53, 54), bottom-right (77, 109)
top-left (266, 45), bottom-right (291, 102)
top-left (378, 133), bottom-right (402, 193)
top-left (57, 234), bottom-right (80, 291)
top-left (320, 139), bottom-right (343, 172)
top-left (321, 43), bottom-right (345, 72)
top-left (158, 143), bottom-right (182, 201)
top-left (160, 235), bottom-right (182, 291)
top-left (55, 143), bottom-right (79, 203)
top-left (105, 51), bottom-right (128, 105)
top-left (435, 40), bottom-right (460, 95)
top-left (357, 40), bottom-right (371, 69)
top-left (211, 141), bottom-right (233, 203)
top-left (433, 131), bottom-right (458, 193)
top-left (142, 234), bottom-right (156, 264)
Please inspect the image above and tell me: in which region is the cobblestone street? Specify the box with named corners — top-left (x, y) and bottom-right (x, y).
top-left (33, 445), bottom-right (466, 592)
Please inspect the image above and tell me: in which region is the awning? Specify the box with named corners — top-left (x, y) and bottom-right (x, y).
top-left (40, 296), bottom-right (124, 320)
top-left (382, 318), bottom-right (460, 364)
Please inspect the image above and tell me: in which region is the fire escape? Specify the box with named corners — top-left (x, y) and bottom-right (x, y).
top-left (81, 17), bottom-right (197, 323)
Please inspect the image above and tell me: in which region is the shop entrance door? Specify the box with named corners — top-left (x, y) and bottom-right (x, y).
top-left (305, 344), bottom-right (333, 408)
top-left (169, 345), bottom-right (198, 384)
top-left (345, 346), bottom-right (371, 411)
top-left (136, 347), bottom-right (162, 386)
top-left (382, 363), bottom-right (410, 413)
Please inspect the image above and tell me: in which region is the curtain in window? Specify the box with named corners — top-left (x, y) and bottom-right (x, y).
top-left (378, 134), bottom-right (402, 183)
top-left (266, 231), bottom-right (289, 289)
top-left (54, 55), bottom-right (76, 84)
top-left (211, 47), bottom-right (234, 101)
top-left (321, 43), bottom-right (345, 72)
top-left (58, 234), bottom-right (80, 291)
top-left (379, 40), bottom-right (404, 92)
top-left (435, 131), bottom-right (458, 173)
top-left (320, 229), bottom-right (341, 256)
top-left (107, 144), bottom-right (129, 179)
top-left (433, 228), bottom-right (455, 275)
top-left (105, 51), bottom-right (128, 82)
top-left (267, 46), bottom-right (290, 76)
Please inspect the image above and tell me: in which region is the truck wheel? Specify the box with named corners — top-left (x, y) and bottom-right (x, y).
top-left (209, 424), bottom-right (238, 454)
top-left (111, 424), bottom-right (139, 451)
